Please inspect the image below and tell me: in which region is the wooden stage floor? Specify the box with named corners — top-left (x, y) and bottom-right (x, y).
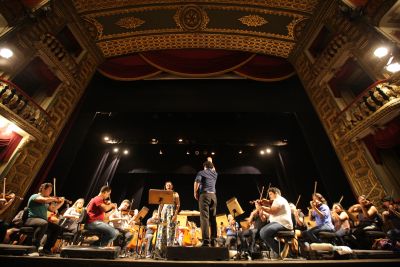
top-left (1, 254), bottom-right (400, 267)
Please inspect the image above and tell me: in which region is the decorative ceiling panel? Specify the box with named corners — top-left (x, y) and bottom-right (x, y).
top-left (72, 0), bottom-right (319, 58)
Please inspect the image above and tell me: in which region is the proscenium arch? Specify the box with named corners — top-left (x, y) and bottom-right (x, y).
top-left (73, 0), bottom-right (319, 58)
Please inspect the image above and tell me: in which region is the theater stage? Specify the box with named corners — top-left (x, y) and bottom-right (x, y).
top-left (1, 255), bottom-right (400, 267)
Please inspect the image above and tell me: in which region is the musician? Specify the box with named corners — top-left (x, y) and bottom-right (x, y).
top-left (301, 193), bottom-right (334, 244)
top-left (194, 160), bottom-right (218, 247)
top-left (86, 185), bottom-right (119, 246)
top-left (155, 181), bottom-right (180, 257)
top-left (239, 201), bottom-right (268, 257)
top-left (258, 187), bottom-right (293, 258)
top-left (144, 210), bottom-right (159, 258)
top-left (0, 193), bottom-right (16, 242)
top-left (381, 196), bottom-right (400, 246)
top-left (109, 199), bottom-right (134, 253)
top-left (25, 183), bottom-right (65, 255)
top-left (331, 203), bottom-right (350, 238)
top-left (225, 214), bottom-right (239, 249)
top-left (62, 198), bottom-right (84, 233)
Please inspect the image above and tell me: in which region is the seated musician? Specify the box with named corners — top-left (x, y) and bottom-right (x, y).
top-left (331, 203), bottom-right (350, 238)
top-left (62, 198), bottom-right (85, 233)
top-left (301, 193), bottom-right (334, 245)
top-left (258, 187), bottom-right (293, 259)
top-left (289, 203), bottom-right (305, 255)
top-left (144, 210), bottom-right (159, 258)
top-left (225, 214), bottom-right (239, 249)
top-left (25, 183), bottom-right (65, 255)
top-left (108, 199), bottom-right (134, 253)
top-left (348, 195), bottom-right (382, 248)
top-left (0, 193), bottom-right (16, 243)
top-left (239, 201), bottom-right (268, 257)
top-left (86, 186), bottom-right (119, 246)
top-left (381, 196), bottom-right (400, 245)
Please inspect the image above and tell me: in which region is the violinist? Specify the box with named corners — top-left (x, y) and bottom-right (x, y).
top-left (63, 198), bottom-right (85, 233)
top-left (86, 186), bottom-right (119, 247)
top-left (348, 195), bottom-right (381, 248)
top-left (25, 182), bottom-right (65, 255)
top-left (258, 187), bottom-right (293, 259)
top-left (109, 199), bottom-right (134, 253)
top-left (381, 196), bottom-right (400, 246)
top-left (331, 203), bottom-right (350, 238)
top-left (301, 193), bottom-right (334, 245)
top-left (0, 193), bottom-right (16, 243)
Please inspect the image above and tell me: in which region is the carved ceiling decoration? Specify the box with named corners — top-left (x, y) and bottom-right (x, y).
top-left (72, 0), bottom-right (319, 58)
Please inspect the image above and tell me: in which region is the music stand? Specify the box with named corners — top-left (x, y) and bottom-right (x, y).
top-left (226, 197), bottom-right (244, 217)
top-left (148, 189), bottom-right (174, 259)
top-left (149, 189), bottom-right (174, 205)
top-left (225, 197), bottom-right (244, 259)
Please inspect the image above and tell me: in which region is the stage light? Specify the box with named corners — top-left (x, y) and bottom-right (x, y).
top-left (374, 47), bottom-right (388, 58)
top-left (386, 62), bottom-right (400, 73)
top-left (186, 151), bottom-right (190, 155)
top-left (0, 48), bottom-right (13, 59)
top-left (113, 147), bottom-right (119, 153)
top-left (159, 150), bottom-right (163, 155)
top-left (238, 150), bottom-right (243, 154)
top-left (260, 150), bottom-right (265, 155)
top-left (211, 152), bottom-right (215, 155)
top-left (266, 148), bottom-right (272, 154)
top-left (104, 136), bottom-right (109, 141)
top-left (178, 138), bottom-right (183, 143)
top-left (151, 138), bottom-right (158, 144)
top-left (123, 150), bottom-right (129, 155)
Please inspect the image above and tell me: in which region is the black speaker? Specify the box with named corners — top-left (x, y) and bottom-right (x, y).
top-left (166, 246), bottom-right (229, 261)
top-left (0, 244), bottom-right (36, 255)
top-left (60, 245), bottom-right (120, 259)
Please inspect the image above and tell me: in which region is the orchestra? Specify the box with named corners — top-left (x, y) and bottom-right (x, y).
top-left (0, 167), bottom-right (399, 260)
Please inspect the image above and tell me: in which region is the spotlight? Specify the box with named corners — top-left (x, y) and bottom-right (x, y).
top-left (186, 151), bottom-right (190, 155)
top-left (373, 47), bottom-right (389, 58)
top-left (195, 150), bottom-right (199, 156)
top-left (211, 152), bottom-right (215, 155)
top-left (260, 150), bottom-right (265, 155)
top-left (104, 136), bottom-right (109, 141)
top-left (123, 150), bottom-right (129, 155)
top-left (178, 138), bottom-right (183, 143)
top-left (151, 138), bottom-right (158, 144)
top-left (0, 48), bottom-right (13, 59)
top-left (386, 62), bottom-right (400, 73)
top-left (159, 150), bottom-right (163, 155)
top-left (266, 148), bottom-right (272, 154)
top-left (113, 147), bottom-right (119, 153)
top-left (238, 150), bottom-right (243, 154)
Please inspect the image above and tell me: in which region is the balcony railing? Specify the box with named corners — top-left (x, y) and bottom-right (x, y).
top-left (0, 78), bottom-right (53, 136)
top-left (335, 79), bottom-right (400, 142)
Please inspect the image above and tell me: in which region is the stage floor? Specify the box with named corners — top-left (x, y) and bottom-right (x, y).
top-left (1, 254), bottom-right (400, 267)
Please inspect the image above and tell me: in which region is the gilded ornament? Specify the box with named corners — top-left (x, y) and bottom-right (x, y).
top-left (174, 5), bottom-right (209, 31)
top-left (116, 16), bottom-right (145, 30)
top-left (238, 15), bottom-right (267, 27)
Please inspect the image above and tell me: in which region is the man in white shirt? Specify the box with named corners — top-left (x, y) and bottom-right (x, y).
top-left (258, 187), bottom-right (293, 258)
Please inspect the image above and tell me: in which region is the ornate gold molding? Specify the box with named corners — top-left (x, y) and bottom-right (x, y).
top-left (116, 16), bottom-right (145, 30)
top-left (174, 5), bottom-right (209, 31)
top-left (239, 15), bottom-right (268, 27)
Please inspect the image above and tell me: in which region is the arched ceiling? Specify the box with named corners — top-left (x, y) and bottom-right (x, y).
top-left (72, 0), bottom-right (320, 58)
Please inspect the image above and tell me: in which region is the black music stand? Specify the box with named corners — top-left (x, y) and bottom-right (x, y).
top-left (226, 197), bottom-right (244, 260)
top-left (149, 189), bottom-right (174, 259)
top-left (132, 206), bottom-right (149, 258)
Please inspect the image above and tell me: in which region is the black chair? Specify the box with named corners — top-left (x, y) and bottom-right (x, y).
top-left (275, 229), bottom-right (296, 259)
top-left (73, 208), bottom-right (102, 245)
top-left (9, 207), bottom-right (35, 245)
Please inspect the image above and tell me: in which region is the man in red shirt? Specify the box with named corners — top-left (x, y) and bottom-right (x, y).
top-left (86, 186), bottom-right (119, 246)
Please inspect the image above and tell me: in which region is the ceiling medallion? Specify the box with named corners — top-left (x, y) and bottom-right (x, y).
top-left (174, 4), bottom-right (209, 31)
top-left (238, 15), bottom-right (268, 27)
top-left (116, 16), bottom-right (145, 30)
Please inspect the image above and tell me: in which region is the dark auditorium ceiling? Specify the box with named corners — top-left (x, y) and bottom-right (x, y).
top-left (72, 0), bottom-right (320, 58)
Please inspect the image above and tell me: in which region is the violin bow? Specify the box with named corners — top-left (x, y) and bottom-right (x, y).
top-left (53, 177), bottom-right (56, 197)
top-left (295, 194), bottom-right (301, 207)
top-left (313, 181), bottom-right (317, 196)
top-left (338, 195), bottom-right (344, 205)
top-left (1, 177), bottom-right (5, 200)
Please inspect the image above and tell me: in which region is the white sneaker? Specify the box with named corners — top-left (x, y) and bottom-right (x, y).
top-left (28, 252), bottom-right (39, 257)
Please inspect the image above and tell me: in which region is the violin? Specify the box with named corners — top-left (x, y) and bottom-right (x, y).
top-left (0, 193), bottom-right (23, 201)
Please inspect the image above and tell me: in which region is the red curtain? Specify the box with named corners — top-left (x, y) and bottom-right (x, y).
top-left (98, 49), bottom-right (294, 81)
top-left (363, 116), bottom-right (400, 164)
top-left (0, 131), bottom-right (23, 162)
